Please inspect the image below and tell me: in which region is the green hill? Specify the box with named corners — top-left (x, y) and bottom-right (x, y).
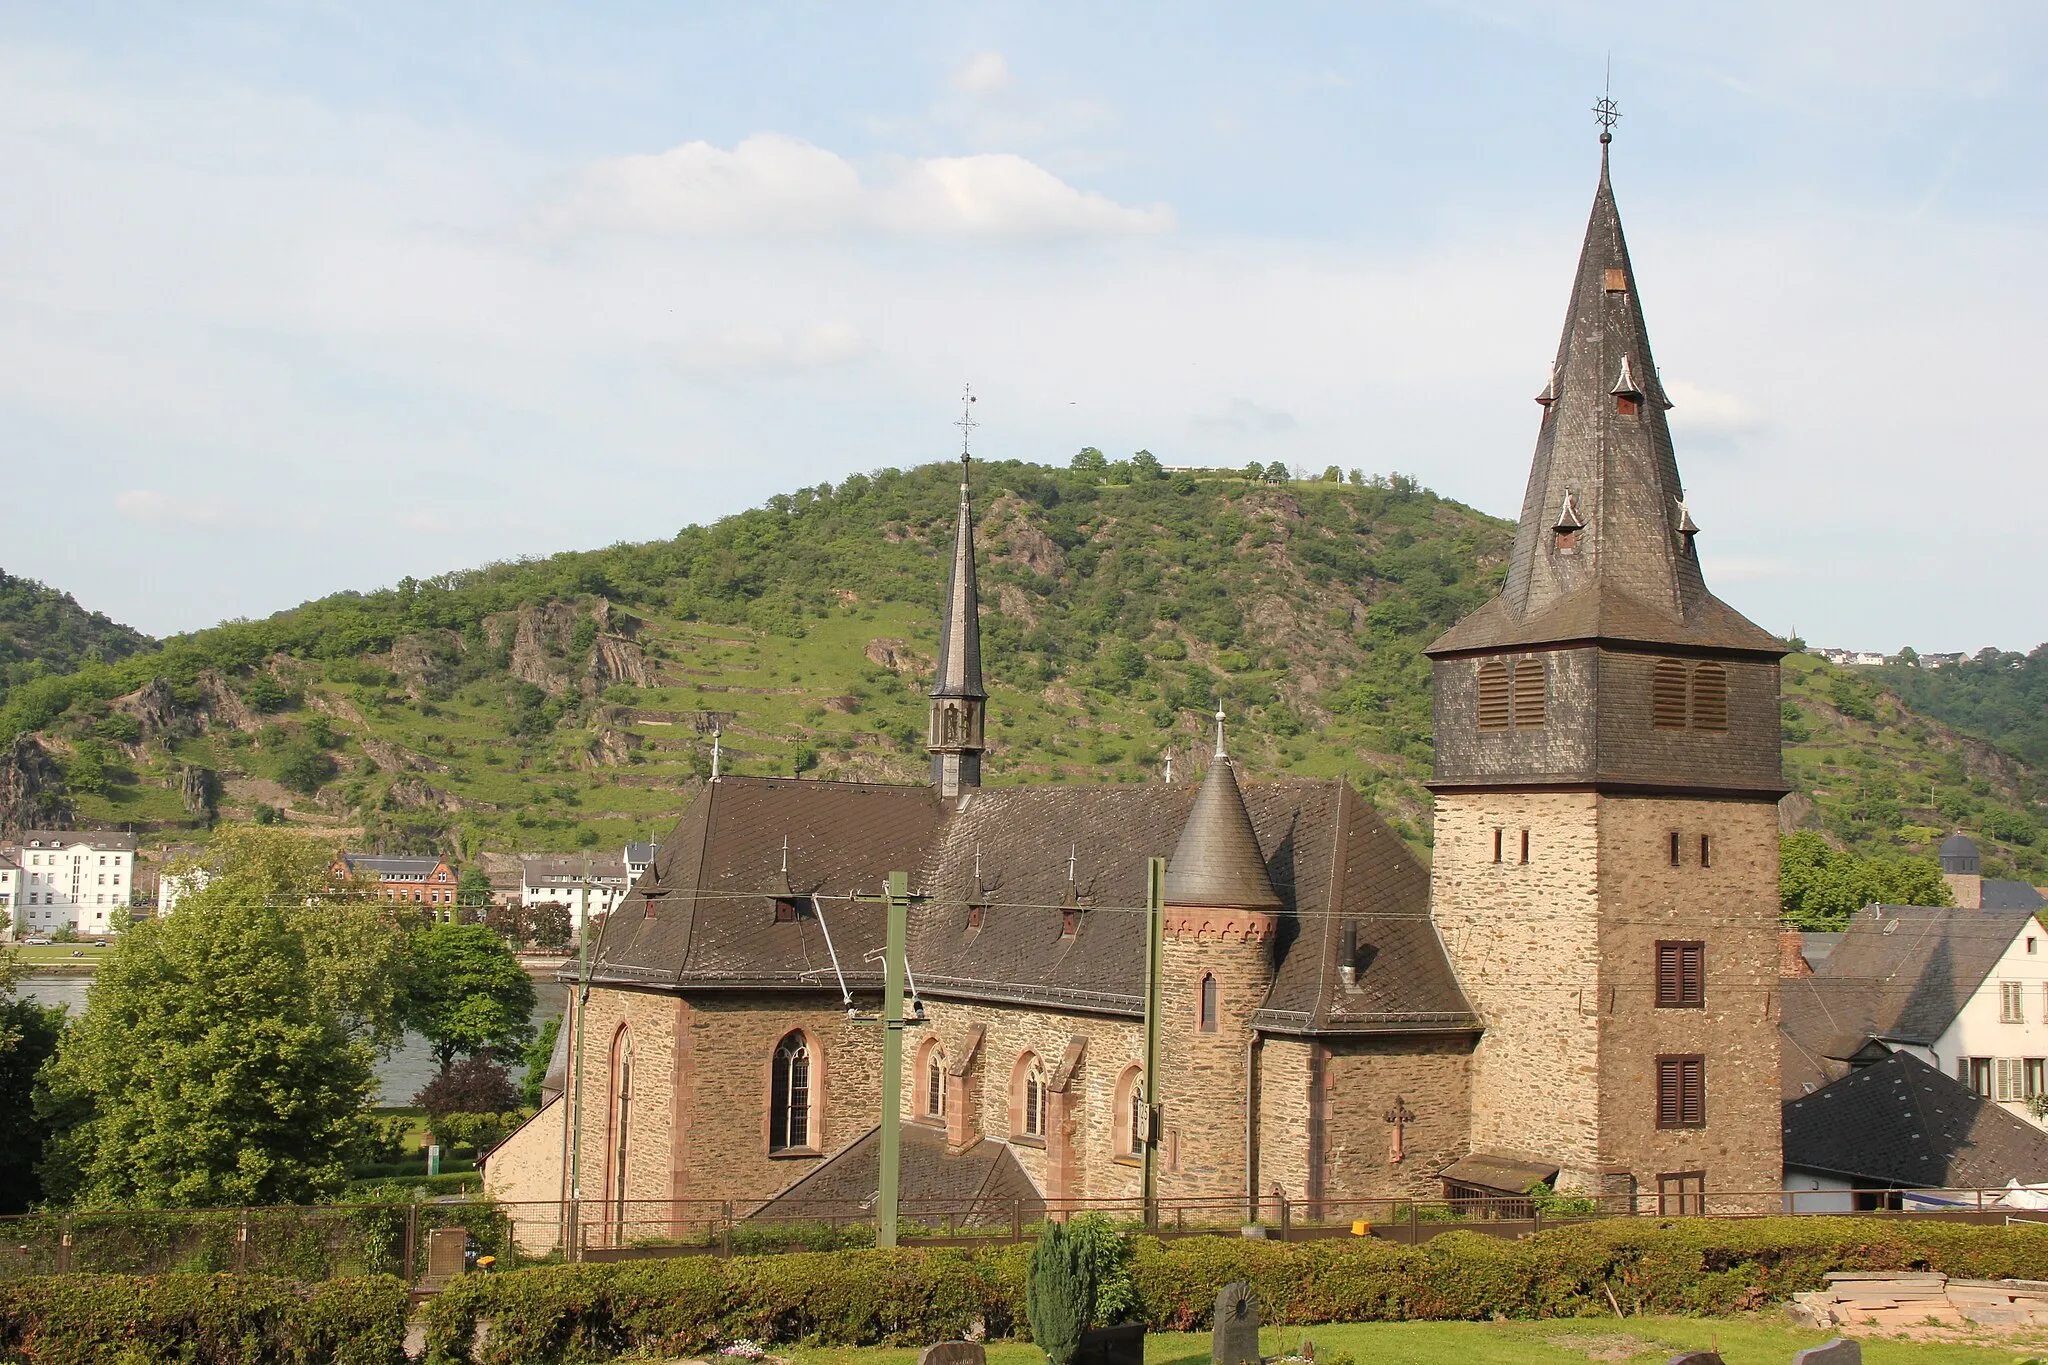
top-left (0, 570), bottom-right (153, 695)
top-left (3, 459), bottom-right (2043, 877)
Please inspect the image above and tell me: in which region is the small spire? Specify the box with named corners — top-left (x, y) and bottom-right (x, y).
top-left (954, 383), bottom-right (978, 458)
top-left (1593, 65), bottom-right (1620, 147)
top-left (1214, 706), bottom-right (1228, 760)
top-left (1611, 355), bottom-right (1642, 397)
top-left (1163, 750), bottom-right (1175, 784)
top-left (1554, 490), bottom-right (1585, 534)
top-left (710, 725), bottom-right (722, 781)
top-left (1675, 499), bottom-right (1699, 538)
top-left (779, 835), bottom-right (789, 875)
top-left (1067, 843), bottom-right (1078, 888)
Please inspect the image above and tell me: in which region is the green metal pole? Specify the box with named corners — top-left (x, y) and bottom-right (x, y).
top-left (1142, 856), bottom-right (1164, 1227)
top-left (568, 855), bottom-right (591, 1259)
top-left (878, 870), bottom-right (908, 1249)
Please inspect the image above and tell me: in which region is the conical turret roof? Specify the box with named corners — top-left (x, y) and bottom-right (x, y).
top-left (931, 456), bottom-right (986, 700)
top-left (1164, 717), bottom-right (1281, 910)
top-left (1428, 144), bottom-right (1782, 660)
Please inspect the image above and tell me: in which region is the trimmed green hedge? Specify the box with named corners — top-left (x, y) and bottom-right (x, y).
top-left (420, 1217), bottom-right (2048, 1363)
top-left (0, 1272), bottom-right (408, 1365)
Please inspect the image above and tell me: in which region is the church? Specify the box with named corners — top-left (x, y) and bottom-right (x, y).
top-left (486, 133), bottom-right (1788, 1247)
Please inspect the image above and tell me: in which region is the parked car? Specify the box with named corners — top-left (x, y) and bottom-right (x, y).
top-left (92, 939), bottom-right (108, 947)
top-left (24, 937), bottom-right (50, 946)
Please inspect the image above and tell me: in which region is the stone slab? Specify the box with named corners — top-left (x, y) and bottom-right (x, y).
top-left (920, 1344), bottom-right (986, 1365)
top-left (1790, 1340), bottom-right (1860, 1365)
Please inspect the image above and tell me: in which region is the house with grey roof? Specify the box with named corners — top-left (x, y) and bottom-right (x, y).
top-left (484, 123), bottom-right (1794, 1252)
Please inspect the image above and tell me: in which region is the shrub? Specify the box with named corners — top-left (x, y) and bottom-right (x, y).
top-left (1026, 1222), bottom-right (1094, 1365)
top-left (0, 1272), bottom-right (407, 1365)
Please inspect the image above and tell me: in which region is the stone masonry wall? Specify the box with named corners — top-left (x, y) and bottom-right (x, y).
top-left (1256, 1037), bottom-right (1311, 1216)
top-left (1432, 791), bottom-right (1605, 1188)
top-left (1159, 926), bottom-right (1274, 1208)
top-left (1595, 796), bottom-right (1783, 1207)
top-left (1320, 1036), bottom-right (1476, 1204)
top-left (562, 986), bottom-right (683, 1241)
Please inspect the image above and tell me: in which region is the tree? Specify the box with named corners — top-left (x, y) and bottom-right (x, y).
top-left (1241, 462), bottom-right (1262, 481)
top-left (458, 865), bottom-right (495, 911)
top-left (1263, 461), bottom-right (1289, 484)
top-left (36, 896), bottom-right (375, 1208)
top-left (1070, 447), bottom-right (1107, 474)
top-left (414, 1054), bottom-right (519, 1122)
top-left (1780, 832), bottom-right (1952, 930)
top-left (527, 902), bottom-right (572, 951)
top-left (1026, 1219), bottom-right (1097, 1365)
top-left (0, 956), bottom-right (66, 1212)
top-left (1321, 465), bottom-right (1343, 482)
top-left (275, 740), bottom-right (334, 796)
top-left (1130, 450), bottom-right (1162, 480)
top-left (519, 1017), bottom-right (562, 1107)
top-left (402, 922), bottom-right (537, 1071)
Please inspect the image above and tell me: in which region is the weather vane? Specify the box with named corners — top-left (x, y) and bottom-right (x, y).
top-left (1593, 58), bottom-right (1620, 144)
top-left (954, 383), bottom-right (978, 461)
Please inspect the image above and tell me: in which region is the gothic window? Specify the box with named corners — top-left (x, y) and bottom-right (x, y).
top-left (1014, 1054), bottom-right (1047, 1140)
top-left (607, 1028), bottom-right (633, 1236)
top-left (1690, 664), bottom-right (1729, 732)
top-left (943, 704), bottom-right (961, 745)
top-left (917, 1038), bottom-right (946, 1118)
top-left (1199, 973), bottom-right (1219, 1033)
top-left (770, 1032), bottom-right (812, 1152)
top-left (1477, 659), bottom-right (1511, 732)
top-left (1655, 1055), bottom-right (1706, 1129)
top-left (1113, 1064), bottom-right (1145, 1159)
top-left (1511, 658), bottom-right (1546, 730)
top-left (1652, 660), bottom-right (1690, 731)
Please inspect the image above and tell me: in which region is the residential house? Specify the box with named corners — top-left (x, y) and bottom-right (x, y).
top-left (9, 831), bottom-right (137, 936)
top-left (1783, 1051), bottom-right (2048, 1209)
top-left (519, 854), bottom-right (630, 925)
top-left (624, 842), bottom-right (658, 887)
top-left (1782, 902), bottom-right (2048, 1128)
top-left (334, 853), bottom-right (461, 918)
top-left (0, 854), bottom-right (18, 937)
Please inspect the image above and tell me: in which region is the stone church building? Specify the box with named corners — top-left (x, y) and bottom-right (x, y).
top-left (486, 139), bottom-right (1787, 1246)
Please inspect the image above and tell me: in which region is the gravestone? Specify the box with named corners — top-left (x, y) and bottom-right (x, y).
top-left (919, 1343), bottom-right (986, 1365)
top-left (1074, 1324), bottom-right (1144, 1365)
top-left (1213, 1281), bottom-right (1260, 1365)
top-left (1663, 1353), bottom-right (1723, 1365)
top-left (1790, 1341), bottom-right (1861, 1365)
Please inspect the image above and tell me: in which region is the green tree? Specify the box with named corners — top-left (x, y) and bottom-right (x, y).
top-left (36, 896), bottom-right (374, 1207)
top-left (1026, 1219), bottom-right (1097, 1365)
top-left (519, 1016), bottom-right (562, 1108)
top-left (458, 865), bottom-right (495, 911)
top-left (274, 740), bottom-right (334, 795)
top-left (1780, 832), bottom-right (1953, 930)
top-left (1130, 450), bottom-right (1162, 480)
top-left (0, 955), bottom-right (66, 1212)
top-left (403, 923), bottom-right (537, 1071)
top-left (1264, 461), bottom-right (1289, 483)
top-left (1321, 465), bottom-right (1343, 482)
top-left (1070, 447), bottom-right (1107, 473)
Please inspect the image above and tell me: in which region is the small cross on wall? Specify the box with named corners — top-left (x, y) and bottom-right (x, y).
top-left (1383, 1096), bottom-right (1415, 1164)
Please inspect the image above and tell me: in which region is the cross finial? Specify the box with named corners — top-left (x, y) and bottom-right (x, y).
top-left (955, 383), bottom-right (978, 466)
top-left (1067, 843), bottom-right (1078, 887)
top-left (1593, 60), bottom-right (1619, 145)
top-left (1214, 706), bottom-right (1228, 760)
top-left (780, 834), bottom-right (789, 874)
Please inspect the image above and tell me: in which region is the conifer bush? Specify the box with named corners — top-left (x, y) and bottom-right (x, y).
top-left (1025, 1222), bottom-right (1095, 1365)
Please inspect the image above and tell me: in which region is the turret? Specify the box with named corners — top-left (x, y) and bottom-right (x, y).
top-left (928, 453), bottom-right (988, 798)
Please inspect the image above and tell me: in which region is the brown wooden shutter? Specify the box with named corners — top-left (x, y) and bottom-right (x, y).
top-left (1656, 943), bottom-right (1680, 1007)
top-left (1657, 1055), bottom-right (1706, 1127)
top-left (1511, 657), bottom-right (1546, 730)
top-left (1690, 663), bottom-right (1729, 732)
top-left (1655, 943), bottom-right (1705, 1008)
top-left (1657, 1058), bottom-right (1682, 1127)
top-left (1652, 660), bottom-right (1689, 730)
top-left (1477, 659), bottom-right (1511, 732)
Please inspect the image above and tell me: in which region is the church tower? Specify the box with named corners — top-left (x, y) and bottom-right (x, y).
top-left (1424, 128), bottom-right (1786, 1207)
top-left (929, 454), bottom-right (988, 798)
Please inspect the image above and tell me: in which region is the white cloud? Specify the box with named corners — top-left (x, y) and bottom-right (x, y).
top-left (564, 133), bottom-right (1171, 236)
top-left (667, 320), bottom-right (869, 373)
top-left (952, 51), bottom-right (1013, 98)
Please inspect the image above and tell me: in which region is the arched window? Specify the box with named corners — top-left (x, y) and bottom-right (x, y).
top-left (1652, 660), bottom-right (1689, 731)
top-left (916, 1038), bottom-right (947, 1119)
top-left (1013, 1053), bottom-right (1047, 1140)
top-left (1690, 663), bottom-right (1729, 732)
top-left (1476, 659), bottom-right (1510, 732)
top-left (1199, 973), bottom-right (1219, 1033)
top-left (1112, 1064), bottom-right (1145, 1160)
top-left (770, 1032), bottom-right (812, 1152)
top-left (1511, 658), bottom-right (1546, 730)
top-left (606, 1027), bottom-right (633, 1237)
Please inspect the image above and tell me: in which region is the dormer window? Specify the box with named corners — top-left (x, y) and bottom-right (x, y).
top-left (1611, 357), bottom-right (1643, 415)
top-left (1553, 491), bottom-right (1584, 553)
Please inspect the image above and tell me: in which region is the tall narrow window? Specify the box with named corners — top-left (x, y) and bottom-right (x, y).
top-left (2003, 982), bottom-right (2026, 1024)
top-left (608, 1029), bottom-right (633, 1237)
top-left (1199, 973), bottom-right (1219, 1032)
top-left (1519, 829), bottom-right (1530, 865)
top-left (1511, 658), bottom-right (1546, 730)
top-left (1669, 832), bottom-right (1682, 867)
top-left (1477, 659), bottom-right (1511, 732)
top-left (1652, 660), bottom-right (1689, 730)
top-left (1016, 1056), bottom-right (1048, 1140)
top-left (1655, 941), bottom-right (1705, 1009)
top-left (1113, 1065), bottom-right (1145, 1160)
top-left (925, 1046), bottom-right (946, 1118)
top-left (770, 1032), bottom-right (812, 1151)
top-left (1690, 663), bottom-right (1729, 732)
top-left (1493, 829), bottom-right (1504, 864)
top-left (1699, 834), bottom-right (1712, 868)
top-left (1656, 1055), bottom-right (1706, 1128)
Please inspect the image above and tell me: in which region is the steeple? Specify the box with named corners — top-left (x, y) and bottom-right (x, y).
top-left (1163, 711), bottom-right (1281, 910)
top-left (1428, 140), bottom-right (1780, 658)
top-left (929, 393), bottom-right (988, 798)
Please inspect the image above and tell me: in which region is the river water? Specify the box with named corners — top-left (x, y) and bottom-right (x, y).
top-left (18, 973), bottom-right (569, 1106)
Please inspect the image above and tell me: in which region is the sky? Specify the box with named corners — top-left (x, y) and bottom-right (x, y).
top-left (4, 2), bottom-right (2046, 652)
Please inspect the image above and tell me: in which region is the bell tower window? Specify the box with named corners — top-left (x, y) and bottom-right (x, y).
top-left (1477, 660), bottom-right (1510, 732)
top-left (1511, 658), bottom-right (1546, 730)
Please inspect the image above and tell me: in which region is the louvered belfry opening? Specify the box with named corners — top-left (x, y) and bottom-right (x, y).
top-left (1478, 657), bottom-right (1546, 733)
top-left (1690, 663), bottom-right (1729, 732)
top-left (1511, 658), bottom-right (1546, 730)
top-left (1477, 659), bottom-right (1511, 731)
top-left (1652, 660), bottom-right (1689, 731)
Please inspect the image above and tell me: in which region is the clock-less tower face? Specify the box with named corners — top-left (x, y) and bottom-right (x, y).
top-left (1423, 143), bottom-right (1786, 1209)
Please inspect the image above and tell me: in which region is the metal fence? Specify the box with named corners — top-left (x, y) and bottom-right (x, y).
top-left (6, 1187), bottom-right (2043, 1284)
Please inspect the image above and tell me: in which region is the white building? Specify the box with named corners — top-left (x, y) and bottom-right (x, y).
top-left (9, 830), bottom-right (137, 937)
top-left (520, 853), bottom-right (630, 923)
top-left (624, 841), bottom-right (658, 885)
top-left (0, 854), bottom-right (18, 937)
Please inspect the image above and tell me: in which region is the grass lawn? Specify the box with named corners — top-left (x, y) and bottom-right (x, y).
top-left (10, 942), bottom-right (117, 965)
top-left (778, 1319), bottom-right (2038, 1365)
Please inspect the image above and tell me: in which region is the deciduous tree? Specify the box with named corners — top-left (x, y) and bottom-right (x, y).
top-left (402, 923), bottom-right (536, 1071)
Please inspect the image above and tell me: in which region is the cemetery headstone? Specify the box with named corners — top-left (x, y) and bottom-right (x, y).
top-left (919, 1343), bottom-right (987, 1365)
top-left (1663, 1354), bottom-right (1723, 1365)
top-left (1790, 1341), bottom-right (1861, 1365)
top-left (1074, 1324), bottom-right (1144, 1365)
top-left (1213, 1281), bottom-right (1260, 1365)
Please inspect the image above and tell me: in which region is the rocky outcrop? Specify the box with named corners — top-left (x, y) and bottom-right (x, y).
top-left (591, 598), bottom-right (641, 638)
top-left (507, 604), bottom-right (578, 696)
top-left (591, 727), bottom-right (642, 766)
top-left (358, 736), bottom-right (449, 775)
top-left (391, 630), bottom-right (463, 700)
top-left (590, 636), bottom-right (650, 687)
top-left (865, 639), bottom-right (931, 675)
top-left (0, 736), bottom-right (72, 837)
top-left (194, 671), bottom-right (260, 733)
top-left (114, 677), bottom-right (191, 742)
top-left (177, 764), bottom-right (219, 818)
top-left (386, 777), bottom-right (497, 814)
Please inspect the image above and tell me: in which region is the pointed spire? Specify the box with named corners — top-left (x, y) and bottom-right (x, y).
top-left (1427, 135), bottom-right (1781, 659)
top-left (929, 399), bottom-right (990, 796)
top-left (1164, 713), bottom-right (1281, 911)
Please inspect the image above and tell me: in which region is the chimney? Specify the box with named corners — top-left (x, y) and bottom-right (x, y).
top-left (1778, 931), bottom-right (1814, 978)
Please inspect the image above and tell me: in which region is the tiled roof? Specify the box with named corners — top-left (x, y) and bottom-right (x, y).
top-left (1797, 902), bottom-right (2039, 1044)
top-left (20, 830), bottom-right (138, 852)
top-left (748, 1123), bottom-right (1042, 1224)
top-left (593, 774), bottom-right (1476, 1036)
top-left (1983, 879), bottom-right (2046, 911)
top-left (624, 842), bottom-right (658, 863)
top-left (340, 854), bottom-right (445, 876)
top-left (1162, 756), bottom-right (1281, 911)
top-left (1783, 1050), bottom-right (2048, 1189)
top-left (522, 855), bottom-right (628, 883)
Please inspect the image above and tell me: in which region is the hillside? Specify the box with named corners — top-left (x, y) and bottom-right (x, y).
top-left (2, 459), bottom-right (2043, 876)
top-left (0, 571), bottom-right (153, 696)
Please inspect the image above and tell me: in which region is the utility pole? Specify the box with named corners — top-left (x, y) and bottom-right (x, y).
top-left (568, 853), bottom-right (591, 1260)
top-left (877, 870), bottom-right (908, 1248)
top-left (1142, 856), bottom-right (1164, 1226)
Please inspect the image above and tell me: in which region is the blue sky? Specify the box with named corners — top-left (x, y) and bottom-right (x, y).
top-left (5, 2), bottom-right (2045, 651)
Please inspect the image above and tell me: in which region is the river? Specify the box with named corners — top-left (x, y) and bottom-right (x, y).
top-left (17, 972), bottom-right (569, 1106)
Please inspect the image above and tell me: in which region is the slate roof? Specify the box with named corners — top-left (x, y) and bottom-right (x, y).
top-left (19, 830), bottom-right (138, 852)
top-left (1941, 832), bottom-right (1982, 872)
top-left (1427, 146), bottom-right (1781, 661)
top-left (1162, 754), bottom-right (1281, 911)
top-left (1983, 879), bottom-right (2047, 911)
top-left (591, 773), bottom-right (1476, 1036)
top-left (522, 855), bottom-right (629, 885)
top-left (625, 842), bottom-right (659, 864)
top-left (748, 1123), bottom-right (1043, 1224)
top-left (1778, 904), bottom-right (2039, 1079)
top-left (339, 853), bottom-right (445, 877)
top-left (1783, 1050), bottom-right (2048, 1189)
top-left (931, 457), bottom-right (985, 702)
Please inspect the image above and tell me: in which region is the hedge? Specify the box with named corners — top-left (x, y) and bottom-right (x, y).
top-left (0, 1273), bottom-right (408, 1365)
top-left (420, 1217), bottom-right (2048, 1364)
